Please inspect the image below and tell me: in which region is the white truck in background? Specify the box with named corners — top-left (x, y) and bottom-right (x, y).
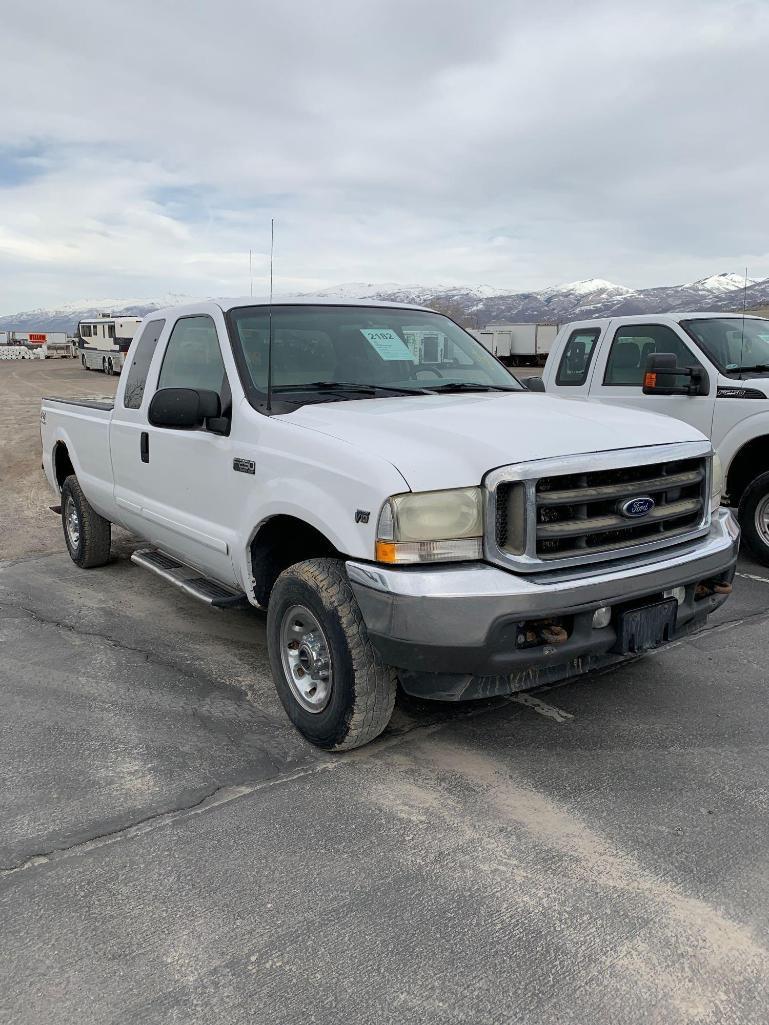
top-left (537, 312), bottom-right (769, 564)
top-left (41, 298), bottom-right (737, 751)
top-left (470, 323), bottom-right (559, 367)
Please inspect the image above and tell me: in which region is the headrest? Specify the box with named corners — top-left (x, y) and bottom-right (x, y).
top-left (613, 342), bottom-right (640, 369)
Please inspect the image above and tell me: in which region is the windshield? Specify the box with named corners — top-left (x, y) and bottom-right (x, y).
top-left (681, 317), bottom-right (769, 375)
top-left (226, 305), bottom-right (522, 409)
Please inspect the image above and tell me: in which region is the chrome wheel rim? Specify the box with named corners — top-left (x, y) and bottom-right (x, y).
top-left (754, 495), bottom-right (769, 546)
top-left (64, 495), bottom-right (81, 549)
top-left (279, 604), bottom-right (333, 713)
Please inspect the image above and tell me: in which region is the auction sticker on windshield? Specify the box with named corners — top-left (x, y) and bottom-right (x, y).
top-left (360, 328), bottom-right (415, 361)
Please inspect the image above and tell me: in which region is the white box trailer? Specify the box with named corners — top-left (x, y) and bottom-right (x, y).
top-left (470, 323), bottom-right (560, 366)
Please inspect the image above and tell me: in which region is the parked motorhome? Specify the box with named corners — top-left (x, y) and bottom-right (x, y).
top-left (77, 315), bottom-right (142, 374)
top-left (470, 323), bottom-right (560, 366)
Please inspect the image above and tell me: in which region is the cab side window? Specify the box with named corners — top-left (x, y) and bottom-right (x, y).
top-left (555, 328), bottom-right (600, 386)
top-left (123, 320), bottom-right (166, 409)
top-left (604, 324), bottom-right (703, 387)
top-left (157, 316), bottom-right (226, 394)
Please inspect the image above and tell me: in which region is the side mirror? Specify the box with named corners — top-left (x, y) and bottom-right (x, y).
top-left (642, 353), bottom-right (708, 397)
top-left (148, 388), bottom-right (221, 428)
top-left (525, 376), bottom-right (546, 392)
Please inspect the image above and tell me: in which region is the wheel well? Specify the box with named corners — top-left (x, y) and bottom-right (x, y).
top-left (53, 443), bottom-right (75, 490)
top-left (726, 437), bottom-right (769, 506)
top-left (250, 515), bottom-right (341, 607)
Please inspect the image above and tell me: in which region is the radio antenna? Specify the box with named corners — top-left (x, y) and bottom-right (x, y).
top-left (249, 249), bottom-right (253, 297)
top-left (266, 219), bottom-right (275, 412)
top-left (739, 265), bottom-right (748, 367)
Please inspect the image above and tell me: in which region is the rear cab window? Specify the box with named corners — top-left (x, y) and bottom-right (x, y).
top-left (123, 320), bottom-right (166, 409)
top-left (555, 328), bottom-right (601, 386)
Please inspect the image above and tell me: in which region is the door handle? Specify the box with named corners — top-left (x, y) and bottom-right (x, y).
top-left (140, 431), bottom-right (149, 463)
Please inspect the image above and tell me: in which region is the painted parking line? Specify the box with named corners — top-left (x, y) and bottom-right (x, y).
top-left (511, 693), bottom-right (574, 723)
top-left (737, 571), bottom-right (769, 586)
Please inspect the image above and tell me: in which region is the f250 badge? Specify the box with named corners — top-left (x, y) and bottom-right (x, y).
top-left (233, 457), bottom-right (256, 475)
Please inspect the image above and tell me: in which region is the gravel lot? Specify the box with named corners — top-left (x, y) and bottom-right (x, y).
top-left (2, 359), bottom-right (769, 1024)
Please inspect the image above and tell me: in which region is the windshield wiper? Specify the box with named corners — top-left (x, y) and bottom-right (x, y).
top-left (272, 381), bottom-right (433, 396)
top-left (423, 382), bottom-right (518, 393)
top-left (726, 364), bottom-right (769, 374)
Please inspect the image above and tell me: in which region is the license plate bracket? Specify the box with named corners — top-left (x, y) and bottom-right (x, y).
top-left (612, 597), bottom-right (678, 655)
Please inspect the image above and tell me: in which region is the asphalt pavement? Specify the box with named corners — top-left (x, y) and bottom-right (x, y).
top-left (3, 533), bottom-right (769, 1024)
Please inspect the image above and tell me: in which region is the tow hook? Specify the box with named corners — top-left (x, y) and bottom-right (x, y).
top-left (517, 619), bottom-right (569, 648)
top-left (695, 580), bottom-right (733, 599)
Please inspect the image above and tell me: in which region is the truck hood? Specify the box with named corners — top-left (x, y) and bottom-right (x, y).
top-left (282, 392), bottom-right (708, 491)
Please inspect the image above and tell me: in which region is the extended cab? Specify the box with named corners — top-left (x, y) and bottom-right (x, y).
top-left (41, 300), bottom-right (739, 750)
top-left (539, 313), bottom-right (769, 564)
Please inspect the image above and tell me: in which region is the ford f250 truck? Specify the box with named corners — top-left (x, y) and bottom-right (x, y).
top-left (41, 299), bottom-right (739, 750)
top-left (537, 313), bottom-right (769, 564)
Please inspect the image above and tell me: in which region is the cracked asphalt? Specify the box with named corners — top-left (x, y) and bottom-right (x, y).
top-left (2, 361), bottom-right (769, 1024)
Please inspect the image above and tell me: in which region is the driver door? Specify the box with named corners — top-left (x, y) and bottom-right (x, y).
top-left (589, 322), bottom-right (716, 438)
top-left (137, 313), bottom-right (240, 586)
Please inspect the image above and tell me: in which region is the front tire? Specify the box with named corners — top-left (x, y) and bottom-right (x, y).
top-left (61, 475), bottom-right (112, 568)
top-left (738, 471), bottom-right (769, 566)
top-left (266, 558), bottom-right (397, 751)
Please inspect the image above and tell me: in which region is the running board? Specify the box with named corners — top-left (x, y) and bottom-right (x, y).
top-left (130, 547), bottom-right (247, 608)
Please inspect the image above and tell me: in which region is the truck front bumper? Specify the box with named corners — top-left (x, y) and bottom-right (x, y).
top-left (346, 508), bottom-right (740, 701)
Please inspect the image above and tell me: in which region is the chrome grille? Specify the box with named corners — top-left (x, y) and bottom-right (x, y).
top-left (487, 444), bottom-right (712, 572)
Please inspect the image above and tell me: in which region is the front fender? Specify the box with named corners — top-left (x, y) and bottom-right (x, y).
top-left (717, 409), bottom-right (769, 477)
top-left (230, 420), bottom-right (409, 594)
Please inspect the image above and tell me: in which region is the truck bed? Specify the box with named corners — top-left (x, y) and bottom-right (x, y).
top-left (41, 395), bottom-right (116, 524)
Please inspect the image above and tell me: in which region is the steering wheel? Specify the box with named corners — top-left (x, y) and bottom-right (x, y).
top-left (415, 367), bottom-right (444, 379)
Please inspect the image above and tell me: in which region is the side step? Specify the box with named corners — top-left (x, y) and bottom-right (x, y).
top-left (130, 547), bottom-right (248, 608)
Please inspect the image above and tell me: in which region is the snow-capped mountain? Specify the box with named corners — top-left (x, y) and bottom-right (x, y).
top-left (0, 294), bottom-right (199, 333)
top-left (1, 274), bottom-right (767, 333)
top-left (686, 273), bottom-right (756, 294)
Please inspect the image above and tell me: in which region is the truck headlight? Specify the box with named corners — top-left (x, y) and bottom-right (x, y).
top-left (711, 452), bottom-right (723, 513)
top-left (376, 487), bottom-right (483, 563)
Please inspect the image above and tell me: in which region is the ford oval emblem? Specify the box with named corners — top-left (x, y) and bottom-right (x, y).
top-left (619, 496), bottom-right (655, 519)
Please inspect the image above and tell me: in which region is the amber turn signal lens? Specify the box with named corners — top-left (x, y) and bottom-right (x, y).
top-left (375, 541), bottom-right (398, 563)
top-left (644, 372), bottom-right (656, 388)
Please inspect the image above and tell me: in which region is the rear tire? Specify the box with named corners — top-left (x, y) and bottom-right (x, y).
top-left (266, 558), bottom-right (397, 751)
top-left (61, 475), bottom-right (112, 568)
top-left (738, 471), bottom-right (769, 567)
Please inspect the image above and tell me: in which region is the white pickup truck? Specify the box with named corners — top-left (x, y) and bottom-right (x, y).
top-left (41, 299), bottom-right (739, 750)
top-left (536, 313), bottom-right (769, 564)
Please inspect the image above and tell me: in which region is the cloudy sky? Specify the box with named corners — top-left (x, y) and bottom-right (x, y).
top-left (2, 0), bottom-right (768, 313)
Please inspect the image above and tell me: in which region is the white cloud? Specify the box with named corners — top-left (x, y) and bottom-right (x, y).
top-left (1, 0), bottom-right (768, 312)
